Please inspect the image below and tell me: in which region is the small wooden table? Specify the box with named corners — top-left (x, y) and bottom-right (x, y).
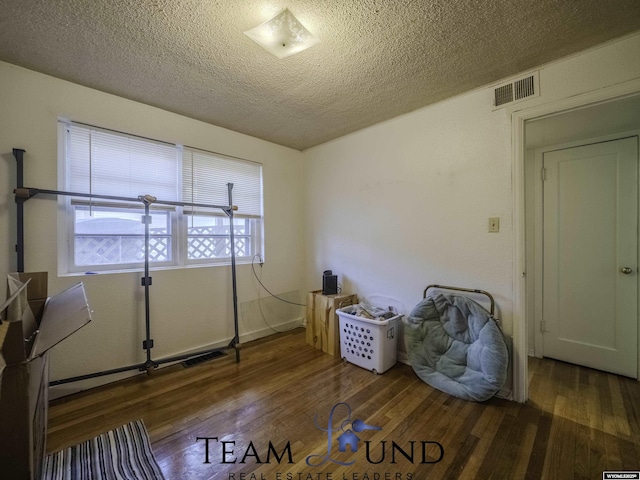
top-left (305, 290), bottom-right (357, 357)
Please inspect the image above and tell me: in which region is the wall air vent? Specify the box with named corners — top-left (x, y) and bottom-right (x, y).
top-left (514, 75), bottom-right (535, 100)
top-left (494, 83), bottom-right (514, 107)
top-left (492, 72), bottom-right (539, 109)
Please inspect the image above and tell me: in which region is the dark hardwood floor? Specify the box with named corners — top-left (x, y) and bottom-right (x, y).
top-left (47, 328), bottom-right (640, 479)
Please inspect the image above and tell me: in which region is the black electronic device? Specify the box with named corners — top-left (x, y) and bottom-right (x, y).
top-left (322, 270), bottom-right (338, 295)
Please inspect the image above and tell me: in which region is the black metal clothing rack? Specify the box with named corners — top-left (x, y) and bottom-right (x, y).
top-left (11, 148), bottom-right (242, 386)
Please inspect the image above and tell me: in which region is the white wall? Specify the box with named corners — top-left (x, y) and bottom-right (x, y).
top-left (0, 62), bottom-right (305, 396)
top-left (303, 87), bottom-right (513, 324)
top-left (303, 32), bottom-right (640, 361)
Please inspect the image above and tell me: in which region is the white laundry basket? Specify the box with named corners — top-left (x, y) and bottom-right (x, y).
top-left (337, 306), bottom-right (402, 374)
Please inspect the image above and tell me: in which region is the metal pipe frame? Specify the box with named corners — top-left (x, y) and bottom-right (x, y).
top-left (12, 149), bottom-right (242, 386)
top-left (49, 342), bottom-right (237, 386)
top-left (227, 183), bottom-right (241, 362)
top-left (423, 284), bottom-right (496, 316)
top-left (13, 149), bottom-right (26, 273)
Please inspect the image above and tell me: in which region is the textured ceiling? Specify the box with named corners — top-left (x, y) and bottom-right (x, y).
top-left (1, 1), bottom-right (640, 151)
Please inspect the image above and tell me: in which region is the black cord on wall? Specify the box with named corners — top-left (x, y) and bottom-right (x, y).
top-left (251, 254), bottom-right (305, 333)
top-left (251, 255), bottom-right (307, 307)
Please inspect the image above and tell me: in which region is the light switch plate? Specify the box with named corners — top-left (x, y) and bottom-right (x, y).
top-left (488, 217), bottom-right (500, 233)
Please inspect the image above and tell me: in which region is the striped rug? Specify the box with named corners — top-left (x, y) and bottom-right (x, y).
top-left (43, 420), bottom-right (165, 480)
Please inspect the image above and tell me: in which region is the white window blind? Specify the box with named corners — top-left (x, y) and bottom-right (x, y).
top-left (66, 122), bottom-right (179, 201)
top-left (182, 148), bottom-right (263, 218)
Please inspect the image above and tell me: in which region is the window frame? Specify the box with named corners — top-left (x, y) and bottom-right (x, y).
top-left (58, 120), bottom-right (264, 275)
top-left (66, 202), bottom-right (177, 274)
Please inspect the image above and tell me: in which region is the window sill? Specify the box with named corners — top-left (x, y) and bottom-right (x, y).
top-left (60, 259), bottom-right (254, 277)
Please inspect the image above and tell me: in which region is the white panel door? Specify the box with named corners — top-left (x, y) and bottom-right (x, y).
top-left (542, 136), bottom-right (638, 378)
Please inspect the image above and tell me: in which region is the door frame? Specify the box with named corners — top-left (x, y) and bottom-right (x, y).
top-left (511, 78), bottom-right (640, 402)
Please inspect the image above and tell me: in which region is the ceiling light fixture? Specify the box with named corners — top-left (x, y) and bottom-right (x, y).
top-left (244, 9), bottom-right (319, 59)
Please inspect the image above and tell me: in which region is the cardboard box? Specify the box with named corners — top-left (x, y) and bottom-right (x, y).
top-left (305, 290), bottom-right (357, 357)
top-left (0, 273), bottom-right (91, 480)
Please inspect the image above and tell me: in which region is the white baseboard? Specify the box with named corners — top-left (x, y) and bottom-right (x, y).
top-left (239, 317), bottom-right (304, 344)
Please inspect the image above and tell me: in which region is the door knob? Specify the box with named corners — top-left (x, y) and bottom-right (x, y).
top-left (620, 267), bottom-right (633, 274)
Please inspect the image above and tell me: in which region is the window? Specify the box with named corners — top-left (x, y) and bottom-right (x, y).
top-left (182, 148), bottom-right (263, 265)
top-left (74, 205), bottom-right (173, 267)
top-left (59, 121), bottom-right (263, 274)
